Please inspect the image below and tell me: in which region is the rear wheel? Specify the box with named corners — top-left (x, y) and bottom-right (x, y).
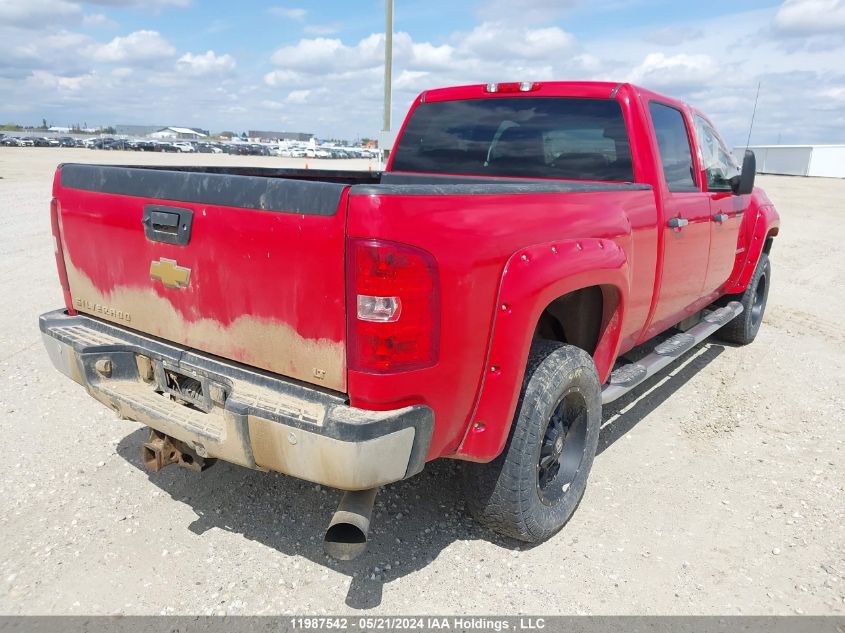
top-left (717, 253), bottom-right (770, 345)
top-left (462, 340), bottom-right (601, 542)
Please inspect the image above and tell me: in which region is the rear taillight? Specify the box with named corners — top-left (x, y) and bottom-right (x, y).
top-left (50, 197), bottom-right (76, 314)
top-left (347, 238), bottom-right (439, 373)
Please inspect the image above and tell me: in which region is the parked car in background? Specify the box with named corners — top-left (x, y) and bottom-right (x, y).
top-left (173, 142), bottom-right (196, 153)
top-left (153, 141), bottom-right (178, 152)
top-left (196, 143), bottom-right (223, 154)
top-left (229, 143), bottom-right (270, 156)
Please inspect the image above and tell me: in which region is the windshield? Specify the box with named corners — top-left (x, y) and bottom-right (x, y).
top-left (391, 97), bottom-right (634, 182)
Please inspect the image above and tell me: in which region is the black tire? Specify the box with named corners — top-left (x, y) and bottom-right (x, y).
top-left (462, 340), bottom-right (602, 542)
top-left (717, 253), bottom-right (770, 345)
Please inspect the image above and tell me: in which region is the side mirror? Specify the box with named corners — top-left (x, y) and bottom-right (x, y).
top-left (730, 149), bottom-right (756, 195)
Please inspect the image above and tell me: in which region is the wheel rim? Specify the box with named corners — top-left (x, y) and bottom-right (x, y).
top-left (536, 388), bottom-right (589, 506)
top-left (751, 273), bottom-right (767, 328)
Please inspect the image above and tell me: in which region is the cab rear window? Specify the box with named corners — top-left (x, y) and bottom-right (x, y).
top-left (390, 97), bottom-right (634, 182)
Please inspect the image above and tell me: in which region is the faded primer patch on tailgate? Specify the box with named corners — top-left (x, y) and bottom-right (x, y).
top-left (65, 262), bottom-right (345, 392)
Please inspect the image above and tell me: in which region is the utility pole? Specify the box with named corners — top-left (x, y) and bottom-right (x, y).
top-left (381, 0), bottom-right (393, 166)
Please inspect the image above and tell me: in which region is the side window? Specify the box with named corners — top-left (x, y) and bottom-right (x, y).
top-left (649, 102), bottom-right (698, 192)
top-left (694, 115), bottom-right (740, 191)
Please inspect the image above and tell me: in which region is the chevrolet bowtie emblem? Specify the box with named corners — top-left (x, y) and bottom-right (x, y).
top-left (150, 258), bottom-right (192, 289)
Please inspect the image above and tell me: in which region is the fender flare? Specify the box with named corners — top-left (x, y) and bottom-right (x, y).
top-left (455, 238), bottom-right (629, 462)
top-left (724, 204), bottom-right (779, 294)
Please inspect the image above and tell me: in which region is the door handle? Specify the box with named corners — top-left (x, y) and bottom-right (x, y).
top-left (668, 217), bottom-right (689, 229)
top-left (713, 213), bottom-right (729, 224)
top-left (142, 205), bottom-right (194, 245)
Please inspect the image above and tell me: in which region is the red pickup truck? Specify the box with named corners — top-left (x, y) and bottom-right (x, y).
top-left (41, 81), bottom-right (779, 559)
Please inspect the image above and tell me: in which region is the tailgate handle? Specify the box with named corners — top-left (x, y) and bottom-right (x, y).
top-left (142, 205), bottom-right (193, 246)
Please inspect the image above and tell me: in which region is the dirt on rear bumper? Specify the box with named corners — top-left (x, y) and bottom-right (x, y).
top-left (39, 309), bottom-right (433, 490)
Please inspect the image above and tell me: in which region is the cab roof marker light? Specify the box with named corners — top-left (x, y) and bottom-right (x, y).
top-left (485, 82), bottom-right (541, 93)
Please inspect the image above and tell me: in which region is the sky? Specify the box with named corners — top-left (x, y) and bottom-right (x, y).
top-left (1, 0), bottom-right (844, 145)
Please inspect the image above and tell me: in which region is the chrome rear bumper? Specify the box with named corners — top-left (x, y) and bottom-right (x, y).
top-left (40, 309), bottom-right (433, 490)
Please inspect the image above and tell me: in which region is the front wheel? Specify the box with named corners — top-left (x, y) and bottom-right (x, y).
top-left (462, 341), bottom-right (602, 542)
top-left (717, 253), bottom-right (770, 345)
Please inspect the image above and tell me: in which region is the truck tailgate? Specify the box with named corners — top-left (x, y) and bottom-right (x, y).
top-left (54, 164), bottom-right (349, 391)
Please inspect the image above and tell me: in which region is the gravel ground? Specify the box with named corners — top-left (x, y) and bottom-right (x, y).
top-left (0, 148), bottom-right (843, 615)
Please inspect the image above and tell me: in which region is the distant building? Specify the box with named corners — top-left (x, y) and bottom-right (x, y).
top-left (116, 124), bottom-right (165, 137)
top-left (734, 144), bottom-right (845, 179)
top-left (48, 126), bottom-right (72, 133)
top-left (248, 130), bottom-right (313, 143)
top-left (150, 127), bottom-right (209, 140)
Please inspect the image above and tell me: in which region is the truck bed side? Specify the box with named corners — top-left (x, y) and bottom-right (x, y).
top-left (345, 180), bottom-right (657, 460)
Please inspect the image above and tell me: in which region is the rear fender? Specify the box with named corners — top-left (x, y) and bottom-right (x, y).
top-left (455, 238), bottom-right (628, 462)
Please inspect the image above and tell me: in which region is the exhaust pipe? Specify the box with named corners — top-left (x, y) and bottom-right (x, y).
top-left (323, 487), bottom-right (379, 560)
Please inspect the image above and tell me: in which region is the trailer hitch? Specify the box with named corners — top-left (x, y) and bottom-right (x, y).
top-left (141, 429), bottom-right (214, 473)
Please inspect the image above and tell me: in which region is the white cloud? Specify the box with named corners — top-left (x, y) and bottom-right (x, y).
top-left (268, 6), bottom-right (306, 20)
top-left (88, 30), bottom-right (176, 63)
top-left (285, 89), bottom-right (311, 104)
top-left (28, 69), bottom-right (97, 92)
top-left (82, 13), bottom-right (117, 28)
top-left (271, 34), bottom-right (383, 72)
top-left (571, 53), bottom-right (602, 72)
top-left (774, 0), bottom-right (845, 35)
top-left (0, 28), bottom-right (91, 78)
top-left (627, 52), bottom-right (719, 91)
top-left (176, 50), bottom-right (236, 76)
top-left (645, 25), bottom-right (704, 46)
top-left (84, 0), bottom-right (191, 6)
top-left (461, 22), bottom-right (575, 60)
top-left (263, 69), bottom-right (304, 86)
top-left (269, 24), bottom-right (573, 81)
top-left (394, 70), bottom-right (430, 90)
top-left (476, 0), bottom-right (576, 24)
top-left (260, 99), bottom-right (286, 110)
top-left (820, 85), bottom-right (845, 100)
top-left (0, 0), bottom-right (189, 30)
top-left (304, 23), bottom-right (341, 36)
top-left (0, 0), bottom-right (81, 27)
top-left (404, 39), bottom-right (455, 71)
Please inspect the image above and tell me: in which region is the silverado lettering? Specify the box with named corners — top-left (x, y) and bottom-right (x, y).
top-left (74, 297), bottom-right (131, 322)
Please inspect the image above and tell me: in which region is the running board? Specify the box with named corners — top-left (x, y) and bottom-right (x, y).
top-left (601, 301), bottom-right (743, 405)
